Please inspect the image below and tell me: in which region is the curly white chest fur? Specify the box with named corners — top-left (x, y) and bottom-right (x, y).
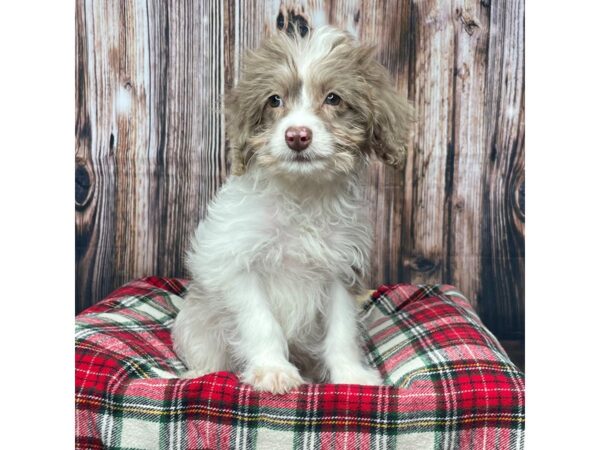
top-left (184, 174), bottom-right (372, 341)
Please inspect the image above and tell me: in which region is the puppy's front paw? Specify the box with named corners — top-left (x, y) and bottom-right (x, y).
top-left (242, 364), bottom-right (304, 394)
top-left (331, 365), bottom-right (383, 386)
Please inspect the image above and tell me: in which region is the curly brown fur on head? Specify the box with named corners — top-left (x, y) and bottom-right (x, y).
top-left (225, 26), bottom-right (413, 177)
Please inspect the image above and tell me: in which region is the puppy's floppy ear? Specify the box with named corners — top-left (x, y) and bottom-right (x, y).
top-left (363, 51), bottom-right (414, 169)
top-left (224, 87), bottom-right (251, 176)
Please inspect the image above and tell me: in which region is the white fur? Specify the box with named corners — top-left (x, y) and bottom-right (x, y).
top-left (172, 27), bottom-right (383, 394)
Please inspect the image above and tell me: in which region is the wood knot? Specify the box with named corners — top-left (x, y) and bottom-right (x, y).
top-left (276, 11), bottom-right (285, 30)
top-left (75, 163), bottom-right (92, 209)
top-left (516, 180), bottom-right (525, 219)
top-left (277, 6), bottom-right (310, 37)
top-left (455, 63), bottom-right (471, 81)
top-left (457, 8), bottom-right (481, 36)
top-left (406, 256), bottom-right (438, 273)
top-left (519, 181), bottom-right (525, 213)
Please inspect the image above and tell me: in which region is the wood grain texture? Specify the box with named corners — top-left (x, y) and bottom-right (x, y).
top-left (76, 0), bottom-right (226, 311)
top-left (76, 0), bottom-right (525, 340)
top-left (479, 0), bottom-right (525, 338)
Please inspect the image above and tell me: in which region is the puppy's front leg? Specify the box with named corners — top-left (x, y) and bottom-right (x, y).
top-left (232, 273), bottom-right (304, 394)
top-left (323, 280), bottom-right (383, 385)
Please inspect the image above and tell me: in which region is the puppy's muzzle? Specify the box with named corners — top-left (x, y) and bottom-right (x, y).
top-left (285, 126), bottom-right (312, 152)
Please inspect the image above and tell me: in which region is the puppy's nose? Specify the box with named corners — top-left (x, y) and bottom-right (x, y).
top-left (285, 126), bottom-right (312, 152)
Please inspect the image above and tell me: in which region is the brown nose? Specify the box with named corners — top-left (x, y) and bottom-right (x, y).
top-left (285, 126), bottom-right (312, 152)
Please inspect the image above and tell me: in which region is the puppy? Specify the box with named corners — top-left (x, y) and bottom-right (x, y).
top-left (172, 26), bottom-right (412, 394)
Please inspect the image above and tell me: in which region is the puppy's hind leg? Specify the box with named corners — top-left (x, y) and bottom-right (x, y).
top-left (175, 329), bottom-right (228, 379)
top-left (171, 288), bottom-right (230, 379)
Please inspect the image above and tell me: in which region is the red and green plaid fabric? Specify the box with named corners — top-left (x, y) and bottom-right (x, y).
top-left (75, 277), bottom-right (524, 449)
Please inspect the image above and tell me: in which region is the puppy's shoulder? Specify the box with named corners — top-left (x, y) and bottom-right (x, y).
top-left (202, 174), bottom-right (272, 228)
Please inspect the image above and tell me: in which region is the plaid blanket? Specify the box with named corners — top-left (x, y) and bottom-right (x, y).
top-left (75, 277), bottom-right (524, 449)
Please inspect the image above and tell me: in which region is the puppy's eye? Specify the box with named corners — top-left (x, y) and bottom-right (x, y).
top-left (268, 95), bottom-right (284, 108)
top-left (324, 93), bottom-right (341, 106)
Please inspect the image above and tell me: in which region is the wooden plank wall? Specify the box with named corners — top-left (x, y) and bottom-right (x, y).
top-left (76, 0), bottom-right (524, 340)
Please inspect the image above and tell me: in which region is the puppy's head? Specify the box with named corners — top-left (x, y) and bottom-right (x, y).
top-left (226, 26), bottom-right (412, 179)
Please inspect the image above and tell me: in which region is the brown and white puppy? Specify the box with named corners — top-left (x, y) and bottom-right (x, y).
top-left (172, 26), bottom-right (412, 394)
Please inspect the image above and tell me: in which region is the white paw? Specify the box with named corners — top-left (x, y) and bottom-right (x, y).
top-left (330, 365), bottom-right (383, 386)
top-left (242, 364), bottom-right (304, 394)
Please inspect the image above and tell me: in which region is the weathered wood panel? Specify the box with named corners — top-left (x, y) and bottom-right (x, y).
top-left (448, 1), bottom-right (490, 308)
top-left (405, 0), bottom-right (456, 287)
top-left (479, 0), bottom-right (525, 338)
top-left (76, 0), bottom-right (525, 340)
top-left (76, 0), bottom-right (226, 312)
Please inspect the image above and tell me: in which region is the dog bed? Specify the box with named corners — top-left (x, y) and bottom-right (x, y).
top-left (75, 277), bottom-right (524, 449)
